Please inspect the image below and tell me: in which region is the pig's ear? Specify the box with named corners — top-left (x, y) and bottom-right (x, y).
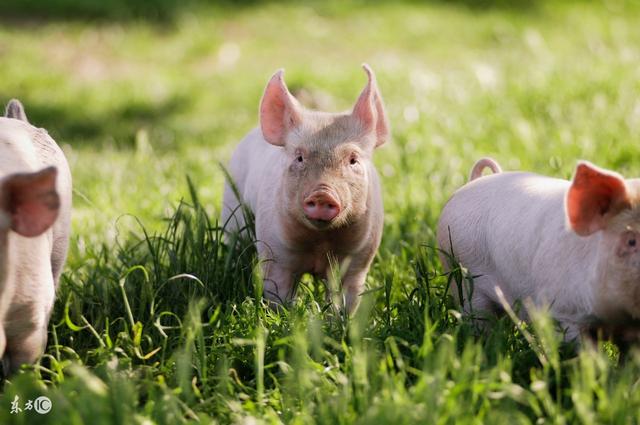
top-left (351, 64), bottom-right (390, 148)
top-left (260, 69), bottom-right (302, 147)
top-left (4, 98), bottom-right (29, 123)
top-left (1, 167), bottom-right (60, 237)
top-left (566, 162), bottom-right (630, 236)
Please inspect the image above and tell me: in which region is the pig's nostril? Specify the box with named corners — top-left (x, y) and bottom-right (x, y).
top-left (305, 201), bottom-right (316, 208)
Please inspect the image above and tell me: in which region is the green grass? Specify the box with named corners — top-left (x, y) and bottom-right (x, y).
top-left (2, 1), bottom-right (640, 423)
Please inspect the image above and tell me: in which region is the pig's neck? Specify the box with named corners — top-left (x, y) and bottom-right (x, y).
top-left (547, 227), bottom-right (603, 321)
top-left (590, 237), bottom-right (638, 322)
top-left (585, 233), bottom-right (608, 314)
top-left (283, 221), bottom-right (372, 277)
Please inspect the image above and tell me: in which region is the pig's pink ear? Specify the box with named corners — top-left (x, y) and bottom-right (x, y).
top-left (1, 167), bottom-right (60, 237)
top-left (260, 69), bottom-right (302, 146)
top-left (566, 162), bottom-right (630, 236)
top-left (351, 64), bottom-right (390, 148)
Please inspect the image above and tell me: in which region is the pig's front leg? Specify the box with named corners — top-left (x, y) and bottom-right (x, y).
top-left (3, 325), bottom-right (47, 373)
top-left (555, 317), bottom-right (582, 342)
top-left (261, 261), bottom-right (296, 307)
top-left (342, 269), bottom-right (368, 314)
top-left (222, 183), bottom-right (247, 235)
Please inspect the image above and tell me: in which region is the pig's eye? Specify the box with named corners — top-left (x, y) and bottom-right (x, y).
top-left (616, 231), bottom-right (639, 257)
top-left (296, 155), bottom-right (304, 163)
top-left (349, 155), bottom-right (358, 165)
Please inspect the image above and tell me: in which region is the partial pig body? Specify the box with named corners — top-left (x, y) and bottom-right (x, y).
top-left (223, 66), bottom-right (389, 312)
top-left (0, 101), bottom-right (71, 372)
top-left (438, 159), bottom-right (640, 340)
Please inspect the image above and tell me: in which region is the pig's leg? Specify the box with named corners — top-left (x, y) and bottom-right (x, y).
top-left (454, 274), bottom-right (502, 328)
top-left (3, 326), bottom-right (47, 373)
top-left (556, 318), bottom-right (582, 342)
top-left (439, 252), bottom-right (497, 318)
top-left (262, 262), bottom-right (296, 306)
top-left (342, 269), bottom-right (368, 314)
top-left (222, 183), bottom-right (246, 234)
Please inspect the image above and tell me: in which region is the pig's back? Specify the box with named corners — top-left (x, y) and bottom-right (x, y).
top-left (0, 116), bottom-right (71, 181)
top-left (439, 171), bottom-right (567, 249)
top-left (438, 171), bottom-right (596, 311)
top-left (0, 117), bottom-right (40, 175)
top-left (228, 128), bottom-right (286, 212)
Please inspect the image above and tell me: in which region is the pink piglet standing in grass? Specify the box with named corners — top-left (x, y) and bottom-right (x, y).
top-left (0, 100), bottom-right (72, 373)
top-left (438, 157), bottom-right (640, 340)
top-left (222, 65), bottom-right (389, 313)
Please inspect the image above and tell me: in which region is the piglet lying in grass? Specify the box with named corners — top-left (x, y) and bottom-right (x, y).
top-left (0, 99), bottom-right (72, 373)
top-left (222, 65), bottom-right (389, 313)
top-left (438, 157), bottom-right (640, 340)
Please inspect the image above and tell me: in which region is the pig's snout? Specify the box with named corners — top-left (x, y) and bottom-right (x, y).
top-left (303, 191), bottom-right (341, 222)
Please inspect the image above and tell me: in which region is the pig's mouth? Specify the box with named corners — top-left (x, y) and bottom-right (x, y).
top-left (305, 216), bottom-right (339, 229)
top-left (302, 214), bottom-right (350, 232)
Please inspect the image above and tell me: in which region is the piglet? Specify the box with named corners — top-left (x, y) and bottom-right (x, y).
top-left (0, 99), bottom-right (72, 373)
top-left (222, 65), bottom-right (389, 313)
top-left (437, 157), bottom-right (640, 340)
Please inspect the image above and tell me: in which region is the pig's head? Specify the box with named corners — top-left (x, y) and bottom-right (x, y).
top-left (259, 65), bottom-right (389, 231)
top-left (566, 161), bottom-right (640, 321)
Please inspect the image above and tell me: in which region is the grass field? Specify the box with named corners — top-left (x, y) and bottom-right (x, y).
top-left (2, 0), bottom-right (640, 423)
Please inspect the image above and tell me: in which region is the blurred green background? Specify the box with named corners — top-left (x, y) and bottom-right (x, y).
top-left (3, 0), bottom-right (640, 246)
top-left (3, 0), bottom-right (640, 423)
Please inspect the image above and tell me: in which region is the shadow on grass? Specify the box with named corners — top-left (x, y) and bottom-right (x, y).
top-left (1, 0), bottom-right (540, 25)
top-left (2, 94), bottom-right (190, 148)
top-left (1, 0), bottom-right (200, 23)
top-left (424, 0), bottom-right (538, 12)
